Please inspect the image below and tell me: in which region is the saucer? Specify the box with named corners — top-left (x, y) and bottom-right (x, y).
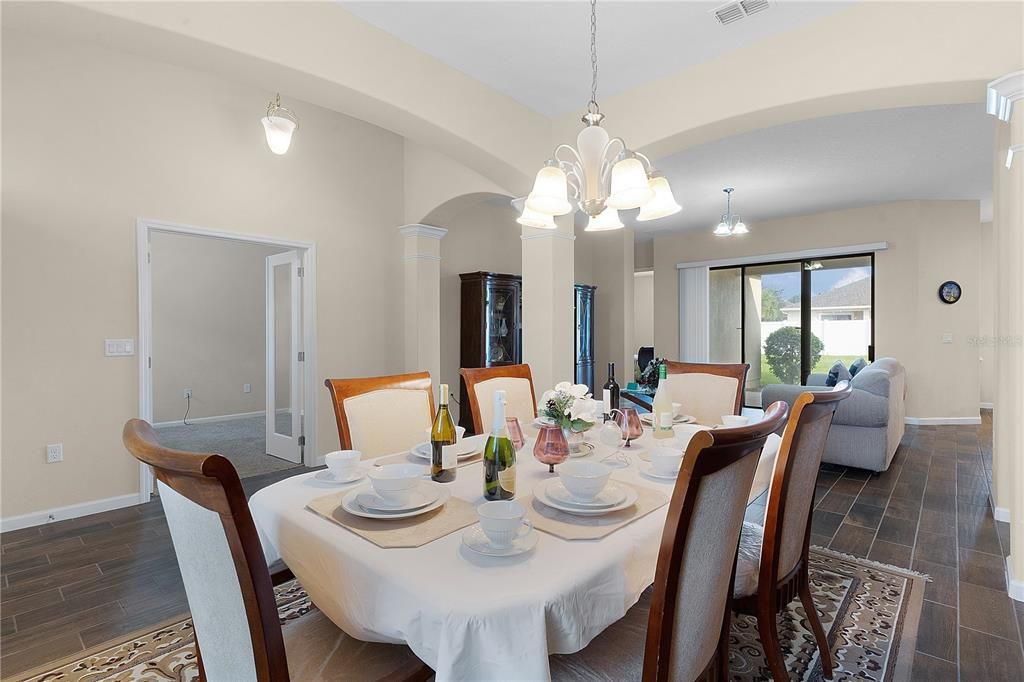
top-left (341, 483), bottom-right (449, 520)
top-left (315, 469), bottom-right (365, 485)
top-left (546, 481), bottom-right (627, 508)
top-left (355, 485), bottom-right (438, 512)
top-left (568, 442), bottom-right (596, 458)
top-left (461, 524), bottom-right (538, 557)
top-left (639, 463), bottom-right (679, 481)
top-left (411, 438), bottom-right (479, 460)
top-left (619, 443), bottom-right (647, 458)
top-left (641, 414), bottom-right (695, 426)
top-left (535, 479), bottom-right (639, 516)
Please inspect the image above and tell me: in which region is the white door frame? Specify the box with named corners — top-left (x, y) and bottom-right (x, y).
top-left (136, 218), bottom-right (318, 503)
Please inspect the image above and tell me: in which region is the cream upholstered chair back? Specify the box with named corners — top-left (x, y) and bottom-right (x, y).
top-left (122, 419), bottom-right (288, 681)
top-left (764, 382), bottom-right (852, 582)
top-left (325, 372), bottom-right (434, 459)
top-left (645, 401), bottom-right (789, 680)
top-left (663, 361), bottom-right (749, 426)
top-left (460, 365), bottom-right (537, 434)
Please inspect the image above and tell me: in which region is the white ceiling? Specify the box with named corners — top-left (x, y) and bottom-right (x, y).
top-left (631, 104), bottom-right (994, 236)
top-left (342, 1), bottom-right (854, 117)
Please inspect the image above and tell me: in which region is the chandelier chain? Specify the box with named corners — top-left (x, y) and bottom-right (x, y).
top-left (589, 0), bottom-right (598, 112)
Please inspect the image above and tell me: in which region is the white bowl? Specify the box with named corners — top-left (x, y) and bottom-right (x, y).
top-left (721, 415), bottom-right (750, 427)
top-left (325, 450), bottom-right (361, 477)
top-left (671, 402), bottom-right (682, 418)
top-left (367, 464), bottom-right (423, 504)
top-left (557, 460), bottom-right (612, 501)
top-left (649, 446), bottom-right (683, 476)
top-left (424, 425), bottom-right (467, 442)
top-left (477, 500), bottom-right (531, 548)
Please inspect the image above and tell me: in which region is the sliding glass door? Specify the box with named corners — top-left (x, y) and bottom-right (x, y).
top-left (711, 254), bottom-right (874, 407)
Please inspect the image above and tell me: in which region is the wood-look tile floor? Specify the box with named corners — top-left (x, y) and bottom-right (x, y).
top-left (3, 415), bottom-right (1023, 680)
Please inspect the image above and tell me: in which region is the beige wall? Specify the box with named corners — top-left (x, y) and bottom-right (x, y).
top-left (979, 221), bottom-right (995, 406)
top-left (633, 271), bottom-right (655, 351)
top-left (653, 201), bottom-right (982, 420)
top-left (1, 31), bottom-right (408, 518)
top-left (151, 233), bottom-right (287, 423)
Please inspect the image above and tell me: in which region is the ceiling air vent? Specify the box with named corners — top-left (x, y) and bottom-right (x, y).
top-left (713, 0), bottom-right (770, 25)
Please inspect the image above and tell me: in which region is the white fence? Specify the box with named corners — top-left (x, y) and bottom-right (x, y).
top-left (759, 319), bottom-right (870, 356)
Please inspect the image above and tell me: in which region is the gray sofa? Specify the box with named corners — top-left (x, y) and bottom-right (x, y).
top-left (761, 357), bottom-right (906, 472)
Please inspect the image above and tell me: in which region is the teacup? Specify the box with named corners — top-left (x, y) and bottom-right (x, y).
top-left (721, 415), bottom-right (750, 427)
top-left (324, 450), bottom-right (361, 479)
top-left (477, 500), bottom-right (532, 548)
top-left (367, 464), bottom-right (422, 505)
top-left (649, 446), bottom-right (684, 476)
top-left (557, 460), bottom-right (611, 502)
top-left (671, 402), bottom-right (682, 418)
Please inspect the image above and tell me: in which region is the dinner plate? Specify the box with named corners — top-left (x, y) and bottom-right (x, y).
top-left (639, 463), bottom-right (679, 481)
top-left (640, 413), bottom-right (695, 426)
top-left (314, 469), bottom-right (366, 485)
top-left (545, 481), bottom-right (627, 508)
top-left (534, 479), bottom-right (639, 516)
top-left (341, 483), bottom-right (450, 520)
top-left (411, 439), bottom-right (479, 460)
top-left (355, 485), bottom-right (439, 512)
top-left (533, 417), bottom-right (556, 428)
top-left (462, 525), bottom-right (538, 557)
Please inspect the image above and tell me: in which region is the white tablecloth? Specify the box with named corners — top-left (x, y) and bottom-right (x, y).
top-left (249, 428), bottom-right (780, 681)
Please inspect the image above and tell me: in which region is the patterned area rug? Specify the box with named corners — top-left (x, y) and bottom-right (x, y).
top-left (10, 548), bottom-right (924, 682)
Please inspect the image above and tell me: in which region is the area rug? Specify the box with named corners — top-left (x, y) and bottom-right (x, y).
top-left (10, 548), bottom-right (925, 682)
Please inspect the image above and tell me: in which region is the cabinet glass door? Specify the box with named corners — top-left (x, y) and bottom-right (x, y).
top-left (485, 283), bottom-right (518, 366)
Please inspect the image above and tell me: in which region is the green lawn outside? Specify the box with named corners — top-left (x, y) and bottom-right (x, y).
top-left (759, 355), bottom-right (862, 386)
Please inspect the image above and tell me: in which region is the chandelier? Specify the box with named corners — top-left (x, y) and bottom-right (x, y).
top-left (516, 0), bottom-right (681, 232)
top-left (712, 187), bottom-right (748, 236)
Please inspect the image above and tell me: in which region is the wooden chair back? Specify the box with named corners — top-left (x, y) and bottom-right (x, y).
top-left (460, 364), bottom-right (537, 434)
top-left (324, 371), bottom-right (434, 458)
top-left (644, 401), bottom-right (790, 681)
top-left (122, 419), bottom-right (288, 681)
top-left (760, 381), bottom-right (853, 592)
top-left (662, 361), bottom-right (750, 425)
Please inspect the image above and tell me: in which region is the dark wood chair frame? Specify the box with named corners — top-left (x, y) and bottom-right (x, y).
top-left (732, 382), bottom-right (853, 682)
top-left (122, 419), bottom-right (432, 682)
top-left (643, 401), bottom-right (790, 682)
top-left (324, 371), bottom-right (434, 450)
top-left (662, 361), bottom-right (751, 417)
top-left (459, 364), bottom-right (537, 435)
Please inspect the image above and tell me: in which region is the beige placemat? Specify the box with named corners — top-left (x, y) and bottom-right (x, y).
top-left (306, 491), bottom-right (478, 549)
top-left (524, 482), bottom-right (670, 541)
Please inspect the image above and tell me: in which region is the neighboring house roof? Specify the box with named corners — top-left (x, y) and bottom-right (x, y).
top-left (781, 277), bottom-right (871, 311)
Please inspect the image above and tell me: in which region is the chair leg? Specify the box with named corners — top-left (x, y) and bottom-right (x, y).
top-left (756, 609), bottom-right (790, 682)
top-left (799, 578), bottom-right (833, 679)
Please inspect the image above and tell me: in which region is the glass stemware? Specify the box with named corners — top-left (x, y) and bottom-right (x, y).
top-left (533, 424), bottom-right (569, 473)
top-left (597, 420), bottom-right (631, 468)
top-left (506, 417), bottom-right (526, 451)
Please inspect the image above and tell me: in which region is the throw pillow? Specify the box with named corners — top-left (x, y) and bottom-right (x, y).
top-left (825, 361), bottom-right (852, 387)
top-left (849, 357), bottom-right (868, 377)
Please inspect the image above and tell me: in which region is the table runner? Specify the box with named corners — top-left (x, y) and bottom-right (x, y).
top-left (524, 482), bottom-right (670, 541)
top-left (306, 492), bottom-right (478, 549)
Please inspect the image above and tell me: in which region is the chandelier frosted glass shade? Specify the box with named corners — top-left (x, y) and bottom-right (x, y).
top-left (526, 165), bottom-right (573, 216)
top-left (713, 220), bottom-right (732, 236)
top-left (607, 157), bottom-right (654, 209)
top-left (731, 220), bottom-right (748, 235)
top-left (584, 206), bottom-right (624, 232)
top-left (262, 115), bottom-right (297, 155)
top-left (516, 204), bottom-right (557, 229)
top-left (636, 175), bottom-right (682, 221)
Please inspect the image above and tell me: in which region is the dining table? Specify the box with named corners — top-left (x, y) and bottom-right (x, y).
top-left (249, 422), bottom-right (780, 682)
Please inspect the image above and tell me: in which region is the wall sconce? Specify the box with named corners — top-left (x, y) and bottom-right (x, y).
top-left (261, 93), bottom-right (298, 155)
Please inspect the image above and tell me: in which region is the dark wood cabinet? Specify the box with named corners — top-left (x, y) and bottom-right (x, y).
top-left (575, 284), bottom-right (596, 392)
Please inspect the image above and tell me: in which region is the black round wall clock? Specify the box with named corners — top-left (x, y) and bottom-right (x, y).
top-left (938, 281), bottom-right (962, 304)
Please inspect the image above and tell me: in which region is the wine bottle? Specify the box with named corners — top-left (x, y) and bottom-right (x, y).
top-left (483, 390), bottom-right (516, 500)
top-left (430, 383), bottom-right (457, 483)
top-left (602, 362), bottom-right (620, 420)
top-left (652, 364), bottom-right (674, 440)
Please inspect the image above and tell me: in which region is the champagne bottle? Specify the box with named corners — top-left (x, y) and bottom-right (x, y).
top-left (602, 362), bottom-right (620, 420)
top-left (652, 364), bottom-right (674, 440)
top-left (483, 390), bottom-right (516, 500)
top-left (430, 383), bottom-right (457, 483)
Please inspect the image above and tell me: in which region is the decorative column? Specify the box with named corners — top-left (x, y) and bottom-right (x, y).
top-left (520, 213), bottom-right (575, 395)
top-left (399, 224), bottom-right (447, 383)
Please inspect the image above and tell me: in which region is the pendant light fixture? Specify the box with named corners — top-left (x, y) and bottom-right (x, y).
top-left (261, 93), bottom-right (298, 155)
top-left (517, 0), bottom-right (681, 231)
top-left (713, 187), bottom-right (748, 236)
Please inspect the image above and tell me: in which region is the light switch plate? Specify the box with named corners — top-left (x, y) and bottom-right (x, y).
top-left (243, 383), bottom-right (252, 393)
top-left (105, 338), bottom-right (135, 356)
top-left (942, 333), bottom-right (954, 344)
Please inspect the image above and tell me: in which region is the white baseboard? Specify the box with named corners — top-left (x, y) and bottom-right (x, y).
top-left (1007, 556), bottom-right (1024, 602)
top-left (0, 493), bottom-right (140, 533)
top-left (904, 416), bottom-right (982, 426)
top-left (995, 506), bottom-right (1012, 523)
top-left (153, 410), bottom-right (265, 428)
top-left (980, 402), bottom-right (994, 410)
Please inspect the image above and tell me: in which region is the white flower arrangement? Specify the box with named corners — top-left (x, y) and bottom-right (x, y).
top-left (539, 381), bottom-right (601, 432)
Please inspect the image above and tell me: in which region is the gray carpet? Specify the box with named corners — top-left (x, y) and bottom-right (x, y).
top-left (155, 414), bottom-right (300, 479)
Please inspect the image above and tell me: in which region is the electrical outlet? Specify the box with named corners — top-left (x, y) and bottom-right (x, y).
top-left (183, 389), bottom-right (192, 399)
top-left (243, 383), bottom-right (252, 394)
top-left (46, 443), bottom-right (63, 463)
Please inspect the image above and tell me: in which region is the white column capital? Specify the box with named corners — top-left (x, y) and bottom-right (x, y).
top-left (398, 223), bottom-right (448, 240)
top-left (987, 71), bottom-right (1024, 122)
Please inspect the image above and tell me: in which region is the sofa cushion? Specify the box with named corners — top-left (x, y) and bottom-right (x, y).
top-left (825, 361), bottom-right (851, 387)
top-left (849, 357), bottom-right (868, 377)
top-left (851, 366), bottom-right (892, 397)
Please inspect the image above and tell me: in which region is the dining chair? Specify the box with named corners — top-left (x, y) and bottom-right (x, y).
top-left (324, 371), bottom-right (434, 458)
top-left (460, 364), bottom-right (537, 434)
top-left (662, 361), bottom-right (750, 426)
top-left (550, 401), bottom-right (790, 682)
top-left (121, 419), bottom-right (433, 682)
top-left (732, 381), bottom-right (853, 681)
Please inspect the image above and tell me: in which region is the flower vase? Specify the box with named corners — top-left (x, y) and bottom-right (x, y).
top-left (562, 426), bottom-right (589, 455)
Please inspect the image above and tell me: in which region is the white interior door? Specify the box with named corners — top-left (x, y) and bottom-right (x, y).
top-left (266, 251), bottom-right (303, 463)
